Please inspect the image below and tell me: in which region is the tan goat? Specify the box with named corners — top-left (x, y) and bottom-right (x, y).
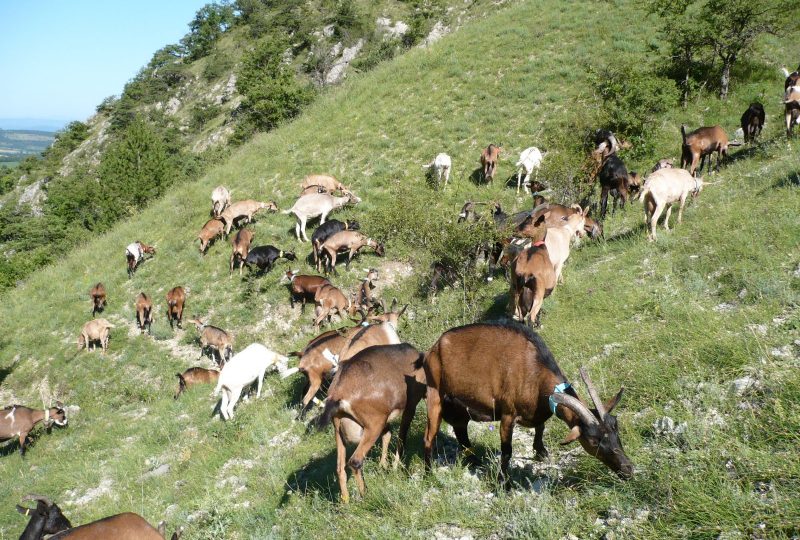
top-left (230, 228), bottom-right (255, 275)
top-left (220, 200), bottom-right (278, 235)
top-left (318, 231), bottom-right (385, 274)
top-left (78, 318), bottom-right (115, 353)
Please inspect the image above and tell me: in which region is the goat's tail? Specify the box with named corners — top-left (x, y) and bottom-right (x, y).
top-left (637, 183), bottom-right (651, 203)
top-left (680, 125), bottom-right (687, 145)
top-left (414, 351), bottom-right (426, 371)
top-left (213, 380), bottom-right (223, 396)
top-left (315, 399), bottom-right (340, 430)
top-left (281, 209), bottom-right (293, 215)
top-left (782, 67), bottom-right (790, 78)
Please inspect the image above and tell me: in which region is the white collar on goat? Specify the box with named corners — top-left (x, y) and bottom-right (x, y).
top-left (279, 250), bottom-right (284, 258)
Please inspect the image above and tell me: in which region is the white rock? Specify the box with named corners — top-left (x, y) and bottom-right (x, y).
top-left (731, 376), bottom-right (760, 396)
top-left (421, 21), bottom-right (450, 47)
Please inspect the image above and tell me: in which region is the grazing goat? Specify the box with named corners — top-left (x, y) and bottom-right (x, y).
top-left (285, 271), bottom-right (330, 312)
top-left (214, 343), bottom-right (288, 420)
top-left (311, 219), bottom-right (360, 269)
top-left (423, 153), bottom-right (452, 188)
top-left (198, 218), bottom-right (225, 253)
top-left (285, 192), bottom-right (361, 242)
top-left (638, 167), bottom-right (716, 241)
top-left (543, 207), bottom-right (586, 283)
top-left (480, 144), bottom-right (502, 183)
top-left (166, 287), bottom-right (186, 330)
top-left (509, 236), bottom-right (555, 327)
top-left (300, 174), bottom-right (348, 194)
top-left (244, 245), bottom-right (296, 274)
top-left (229, 228), bottom-right (255, 276)
top-left (784, 85), bottom-right (800, 137)
top-left (0, 404), bottom-right (67, 456)
top-left (515, 147), bottom-right (545, 194)
top-left (740, 103), bottom-right (765, 144)
top-left (78, 319), bottom-right (114, 353)
top-left (125, 241), bottom-right (155, 278)
top-left (174, 367), bottom-right (220, 399)
top-left (188, 318), bottom-right (233, 365)
top-left (680, 125), bottom-right (740, 176)
top-left (651, 158), bottom-right (674, 172)
top-left (211, 185), bottom-right (230, 218)
top-left (318, 344), bottom-right (426, 503)
top-left (354, 269), bottom-right (379, 311)
top-left (134, 292), bottom-right (154, 335)
top-left (318, 231), bottom-right (385, 274)
top-left (423, 322), bottom-right (633, 484)
top-left (286, 302), bottom-right (406, 418)
top-left (598, 154), bottom-right (639, 218)
top-left (15, 495), bottom-right (183, 540)
top-left (313, 284), bottom-right (355, 329)
top-left (89, 282), bottom-right (106, 317)
top-left (220, 200), bottom-right (277, 235)
top-left (782, 66), bottom-right (800, 89)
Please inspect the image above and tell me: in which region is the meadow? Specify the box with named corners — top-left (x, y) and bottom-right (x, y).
top-left (0, 0), bottom-right (798, 538)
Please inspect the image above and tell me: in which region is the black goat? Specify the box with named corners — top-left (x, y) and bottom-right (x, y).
top-left (310, 219), bottom-right (360, 268)
top-left (740, 103), bottom-right (765, 144)
top-left (244, 245), bottom-right (296, 274)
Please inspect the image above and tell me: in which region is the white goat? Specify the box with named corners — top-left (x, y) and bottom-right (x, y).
top-left (544, 208), bottom-right (586, 283)
top-left (211, 186), bottom-right (231, 218)
top-left (423, 153), bottom-right (452, 188)
top-left (284, 192), bottom-right (361, 242)
top-left (638, 168), bottom-right (714, 241)
top-left (213, 343), bottom-right (288, 420)
top-left (515, 147), bottom-right (545, 194)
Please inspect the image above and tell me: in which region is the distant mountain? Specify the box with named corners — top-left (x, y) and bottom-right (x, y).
top-left (0, 118), bottom-right (68, 131)
top-left (0, 128), bottom-right (55, 161)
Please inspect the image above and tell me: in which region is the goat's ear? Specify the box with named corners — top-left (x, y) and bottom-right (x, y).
top-left (398, 304), bottom-right (409, 318)
top-left (604, 388), bottom-right (624, 414)
top-left (559, 425), bottom-right (581, 445)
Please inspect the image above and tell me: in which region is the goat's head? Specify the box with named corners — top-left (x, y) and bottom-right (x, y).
top-left (46, 404), bottom-right (68, 428)
top-left (583, 211), bottom-right (603, 239)
top-left (262, 201), bottom-right (279, 212)
top-left (516, 213), bottom-right (547, 242)
top-left (458, 201), bottom-right (475, 222)
top-left (17, 495), bottom-right (72, 536)
top-left (345, 192), bottom-right (362, 204)
top-left (283, 270), bottom-right (298, 283)
top-left (651, 158), bottom-right (674, 172)
top-left (282, 250), bottom-right (297, 261)
top-left (550, 368), bottom-right (633, 479)
top-left (370, 298), bottom-right (408, 327)
top-left (365, 268), bottom-right (379, 282)
top-left (345, 219), bottom-right (361, 231)
top-left (187, 317), bottom-right (205, 330)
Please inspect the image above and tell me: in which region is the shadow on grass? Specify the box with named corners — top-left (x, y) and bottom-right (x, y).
top-left (603, 221), bottom-right (648, 244)
top-left (767, 170), bottom-right (800, 190)
top-left (469, 167), bottom-right (487, 185)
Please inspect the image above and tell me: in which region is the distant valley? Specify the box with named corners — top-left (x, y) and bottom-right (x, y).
top-left (0, 128), bottom-right (55, 164)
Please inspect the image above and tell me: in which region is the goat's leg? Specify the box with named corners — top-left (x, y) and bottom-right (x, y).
top-left (349, 421), bottom-right (385, 497)
top-left (396, 403), bottom-right (417, 464)
top-left (18, 432), bottom-right (28, 456)
top-left (378, 428), bottom-right (392, 468)
top-left (600, 187), bottom-right (610, 219)
top-left (295, 219), bottom-right (302, 241)
top-left (345, 248), bottom-right (356, 270)
top-left (333, 417), bottom-right (350, 503)
top-left (498, 414), bottom-right (516, 488)
top-left (533, 423), bottom-right (548, 460)
top-left (423, 387), bottom-right (444, 471)
top-left (226, 387), bottom-right (242, 419)
top-left (320, 211), bottom-right (329, 225)
top-left (663, 204), bottom-right (673, 231)
top-left (530, 283), bottom-right (546, 328)
top-left (649, 203), bottom-right (665, 241)
top-left (299, 372), bottom-right (323, 420)
top-left (677, 194), bottom-right (688, 224)
top-left (220, 390), bottom-right (230, 420)
top-left (256, 370), bottom-right (264, 399)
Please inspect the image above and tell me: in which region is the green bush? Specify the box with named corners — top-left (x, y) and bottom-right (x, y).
top-left (401, 0), bottom-right (446, 47)
top-left (202, 50), bottom-right (235, 81)
top-left (351, 37), bottom-right (400, 72)
top-left (190, 100), bottom-right (223, 130)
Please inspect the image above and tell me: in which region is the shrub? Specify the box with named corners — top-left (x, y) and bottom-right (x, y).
top-left (401, 0), bottom-right (446, 47)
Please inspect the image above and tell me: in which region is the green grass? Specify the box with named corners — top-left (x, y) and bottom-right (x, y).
top-left (1, 0), bottom-right (799, 538)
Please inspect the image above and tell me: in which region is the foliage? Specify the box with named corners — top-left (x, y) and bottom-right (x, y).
top-left (401, 0), bottom-right (446, 47)
top-left (181, 2), bottom-right (236, 60)
top-left (591, 61), bottom-right (680, 158)
top-left (351, 37), bottom-right (400, 72)
top-left (190, 100), bottom-right (223, 130)
top-left (325, 0), bottom-right (369, 41)
top-left (232, 37), bottom-right (314, 143)
top-left (202, 50), bottom-right (235, 81)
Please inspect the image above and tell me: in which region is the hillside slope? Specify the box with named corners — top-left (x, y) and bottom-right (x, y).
top-left (1, 0), bottom-right (799, 538)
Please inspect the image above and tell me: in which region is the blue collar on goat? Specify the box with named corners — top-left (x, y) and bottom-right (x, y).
top-left (549, 382), bottom-right (572, 413)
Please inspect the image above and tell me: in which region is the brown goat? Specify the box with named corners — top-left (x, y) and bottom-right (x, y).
top-left (313, 284), bottom-right (355, 329)
top-left (318, 231), bottom-right (385, 274)
top-left (165, 287), bottom-right (186, 330)
top-left (134, 292), bottom-right (154, 335)
top-left (0, 404), bottom-right (67, 456)
top-left (220, 200), bottom-right (278, 235)
top-left (423, 322), bottom-right (633, 485)
top-left (287, 302), bottom-right (407, 419)
top-left (480, 144), bottom-right (502, 183)
top-left (187, 318), bottom-right (233, 365)
top-left (89, 282), bottom-right (106, 317)
top-left (354, 269), bottom-right (379, 311)
top-left (198, 218), bottom-right (225, 253)
top-left (174, 367), bottom-right (220, 399)
top-left (680, 125), bottom-right (740, 176)
top-left (78, 319), bottom-right (114, 353)
top-left (286, 270), bottom-right (331, 312)
top-left (47, 511), bottom-right (182, 539)
top-left (300, 174), bottom-right (348, 194)
top-left (784, 85), bottom-right (800, 137)
top-left (229, 228), bottom-right (255, 276)
top-left (317, 344), bottom-right (426, 503)
top-left (509, 239), bottom-right (555, 327)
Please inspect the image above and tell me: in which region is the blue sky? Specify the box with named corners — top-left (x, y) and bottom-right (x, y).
top-left (0, 0), bottom-right (211, 130)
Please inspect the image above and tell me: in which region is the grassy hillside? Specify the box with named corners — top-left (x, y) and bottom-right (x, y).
top-left (1, 0), bottom-right (799, 538)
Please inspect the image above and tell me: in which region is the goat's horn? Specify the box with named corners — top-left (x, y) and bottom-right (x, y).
top-left (398, 304), bottom-right (409, 318)
top-left (23, 494), bottom-right (53, 506)
top-left (550, 393), bottom-right (599, 427)
top-left (579, 367), bottom-right (608, 420)
top-left (704, 180), bottom-right (723, 186)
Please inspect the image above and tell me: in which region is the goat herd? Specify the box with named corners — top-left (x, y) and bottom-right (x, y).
top-left (2, 66), bottom-right (798, 538)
